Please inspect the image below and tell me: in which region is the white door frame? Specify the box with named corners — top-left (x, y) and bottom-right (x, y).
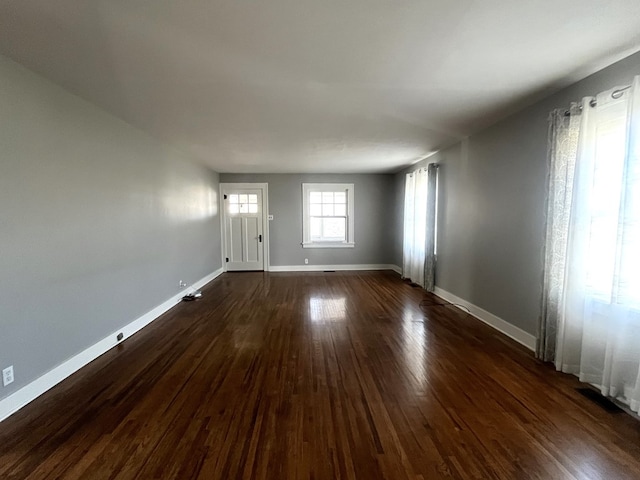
top-left (220, 183), bottom-right (270, 272)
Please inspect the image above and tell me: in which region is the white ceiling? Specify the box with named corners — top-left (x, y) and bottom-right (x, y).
top-left (2, 1), bottom-right (640, 173)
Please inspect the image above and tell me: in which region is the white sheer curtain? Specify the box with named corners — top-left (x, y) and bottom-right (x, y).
top-left (542, 76), bottom-right (640, 412)
top-left (403, 168), bottom-right (428, 287)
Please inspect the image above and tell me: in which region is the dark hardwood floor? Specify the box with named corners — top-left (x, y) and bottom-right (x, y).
top-left (1, 271), bottom-right (640, 479)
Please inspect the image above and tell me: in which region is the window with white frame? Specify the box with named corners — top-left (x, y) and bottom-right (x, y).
top-left (302, 183), bottom-right (355, 248)
top-left (227, 193), bottom-right (259, 215)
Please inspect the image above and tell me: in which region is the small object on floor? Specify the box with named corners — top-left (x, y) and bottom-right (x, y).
top-left (182, 290), bottom-right (202, 302)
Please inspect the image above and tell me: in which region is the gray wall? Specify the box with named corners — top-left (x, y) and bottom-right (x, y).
top-left (392, 172), bottom-right (405, 268)
top-left (219, 174), bottom-right (396, 267)
top-left (394, 51), bottom-right (640, 335)
top-left (0, 55), bottom-right (222, 401)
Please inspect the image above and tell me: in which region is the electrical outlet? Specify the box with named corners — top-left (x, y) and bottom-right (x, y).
top-left (304, 258), bottom-right (309, 265)
top-left (179, 280), bottom-right (187, 288)
top-left (2, 366), bottom-right (14, 387)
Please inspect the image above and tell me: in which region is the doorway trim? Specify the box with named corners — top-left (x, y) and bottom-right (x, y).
top-left (220, 183), bottom-right (270, 272)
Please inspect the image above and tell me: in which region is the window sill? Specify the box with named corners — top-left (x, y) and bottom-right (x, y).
top-left (302, 242), bottom-right (355, 249)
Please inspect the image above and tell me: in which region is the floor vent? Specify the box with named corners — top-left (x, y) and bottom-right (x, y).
top-left (576, 388), bottom-right (623, 413)
top-left (323, 270), bottom-right (336, 273)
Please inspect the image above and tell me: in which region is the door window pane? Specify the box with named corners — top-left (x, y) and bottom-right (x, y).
top-left (228, 192), bottom-right (260, 215)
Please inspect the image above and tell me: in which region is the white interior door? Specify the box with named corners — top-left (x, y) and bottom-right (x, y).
top-left (223, 188), bottom-right (264, 271)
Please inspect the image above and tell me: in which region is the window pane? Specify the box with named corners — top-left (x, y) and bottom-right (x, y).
top-left (310, 192), bottom-right (322, 203)
top-left (334, 204), bottom-right (346, 216)
top-left (249, 194), bottom-right (258, 204)
top-left (334, 192), bottom-right (346, 203)
top-left (310, 204), bottom-right (322, 216)
top-left (586, 216), bottom-right (616, 300)
top-left (322, 192), bottom-right (333, 203)
top-left (239, 203), bottom-right (249, 213)
top-left (619, 164), bottom-right (640, 305)
top-left (310, 217), bottom-right (321, 239)
top-left (229, 204), bottom-right (239, 214)
top-left (229, 194), bottom-right (238, 204)
top-left (322, 218), bottom-right (346, 241)
top-left (249, 204), bottom-right (258, 214)
top-left (239, 194), bottom-right (248, 204)
top-left (322, 204), bottom-right (334, 216)
top-left (586, 118), bottom-right (626, 301)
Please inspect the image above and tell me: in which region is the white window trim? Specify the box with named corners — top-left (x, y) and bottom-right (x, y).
top-left (302, 183), bottom-right (355, 249)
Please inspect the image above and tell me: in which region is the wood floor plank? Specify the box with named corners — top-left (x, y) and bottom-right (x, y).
top-left (1, 271), bottom-right (640, 479)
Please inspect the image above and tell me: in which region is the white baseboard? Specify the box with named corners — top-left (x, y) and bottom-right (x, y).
top-left (433, 286), bottom-right (536, 351)
top-left (0, 267), bottom-right (224, 423)
top-left (269, 264), bottom-right (401, 273)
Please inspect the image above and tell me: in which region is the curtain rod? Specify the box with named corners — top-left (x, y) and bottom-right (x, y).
top-left (564, 84), bottom-right (631, 116)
